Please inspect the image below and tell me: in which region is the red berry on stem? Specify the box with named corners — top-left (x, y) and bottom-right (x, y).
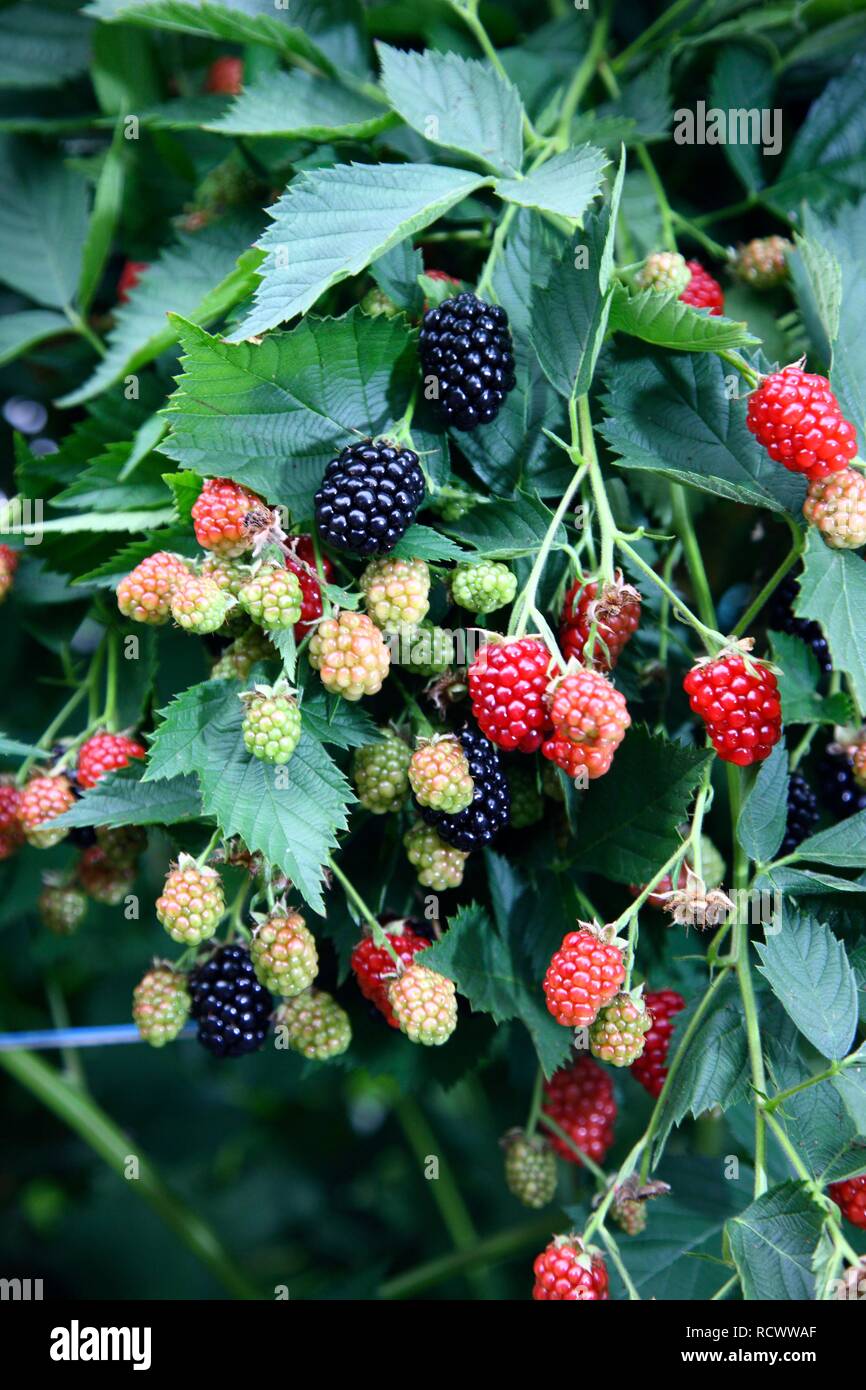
top-left (77, 733), bottom-right (146, 789)
top-left (351, 925), bottom-right (428, 1027)
top-left (679, 260), bottom-right (724, 315)
top-left (543, 923), bottom-right (627, 1027)
top-left (467, 636), bottom-right (557, 753)
top-left (630, 989), bottom-right (685, 1097)
top-left (532, 1236), bottom-right (609, 1300)
top-left (205, 55), bottom-right (243, 95)
top-left (542, 1055), bottom-right (617, 1165)
top-left (829, 1175), bottom-right (866, 1229)
top-left (746, 365), bottom-right (857, 478)
top-left (284, 535), bottom-right (333, 639)
top-left (543, 668), bottom-right (631, 780)
top-left (0, 776), bottom-right (24, 861)
top-left (560, 571), bottom-right (641, 671)
top-left (683, 651), bottom-right (782, 766)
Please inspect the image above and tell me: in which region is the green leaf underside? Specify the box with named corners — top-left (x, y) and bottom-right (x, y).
top-left (737, 742), bottom-right (788, 864)
top-left (205, 69), bottom-right (393, 140)
top-left (652, 988), bottom-right (750, 1163)
top-left (52, 765), bottom-right (202, 827)
top-left (756, 909), bottom-right (858, 1060)
top-left (609, 284), bottom-right (760, 352)
top-left (728, 1182), bottom-right (825, 1301)
top-left (796, 529), bottom-right (866, 715)
top-left (495, 144), bottom-right (608, 219)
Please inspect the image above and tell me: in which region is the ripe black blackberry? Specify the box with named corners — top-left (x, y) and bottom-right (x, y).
top-left (781, 770), bottom-right (819, 854)
top-left (419, 724), bottom-right (510, 851)
top-left (314, 439), bottom-right (425, 556)
top-left (765, 573), bottom-right (832, 675)
top-left (418, 291), bottom-right (516, 431)
top-left (818, 746), bottom-right (866, 819)
top-left (189, 943), bottom-right (273, 1058)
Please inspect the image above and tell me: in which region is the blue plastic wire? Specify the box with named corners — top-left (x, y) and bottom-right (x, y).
top-left (0, 1024), bottom-right (197, 1052)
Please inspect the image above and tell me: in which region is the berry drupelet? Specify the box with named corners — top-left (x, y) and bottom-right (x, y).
top-left (189, 943), bottom-right (273, 1058)
top-left (314, 439), bottom-right (425, 556)
top-left (419, 724), bottom-right (510, 851)
top-left (418, 291), bottom-right (516, 430)
top-left (781, 771), bottom-right (819, 854)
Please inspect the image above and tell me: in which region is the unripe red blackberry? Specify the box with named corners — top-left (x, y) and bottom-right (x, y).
top-left (467, 636), bottom-right (556, 753)
top-left (680, 259), bottom-right (724, 315)
top-left (95, 823), bottom-right (147, 866)
top-left (78, 845), bottom-right (136, 905)
top-left (116, 551), bottom-right (190, 625)
top-left (77, 732), bottom-right (146, 789)
top-left (240, 680), bottom-right (301, 764)
top-left (612, 1197), bottom-right (647, 1236)
top-left (0, 776), bottom-right (24, 860)
top-left (351, 923), bottom-right (429, 1026)
top-left (205, 55), bottom-right (243, 94)
top-left (746, 365), bottom-right (857, 478)
top-left (735, 236), bottom-right (792, 289)
top-left (409, 735), bottom-right (474, 814)
top-left (387, 962), bottom-right (457, 1045)
top-left (352, 730), bottom-right (411, 813)
top-left (276, 987), bottom-right (351, 1060)
top-left (544, 921), bottom-right (627, 1027)
top-left (560, 571), bottom-right (642, 672)
top-left (38, 881), bottom-right (87, 935)
top-left (532, 1236), bottom-right (609, 1300)
top-left (191, 477), bottom-right (266, 557)
top-left (403, 822), bottom-right (467, 889)
top-left (451, 560), bottom-right (516, 613)
top-left (18, 774), bottom-right (75, 848)
top-left (133, 965), bottom-right (191, 1046)
top-left (156, 854), bottom-right (225, 944)
top-left (803, 468), bottom-right (866, 549)
top-left (251, 908), bottom-right (318, 996)
top-left (308, 610), bottom-right (390, 699)
top-left (284, 536), bottom-right (333, 639)
top-left (683, 650), bottom-right (781, 766)
top-left (170, 572), bottom-right (230, 633)
top-left (544, 668), bottom-right (631, 780)
top-left (542, 1056), bottom-right (617, 1166)
top-left (630, 988), bottom-right (685, 1097)
top-left (238, 564), bottom-right (303, 630)
top-left (117, 258), bottom-right (148, 302)
top-left (589, 989), bottom-right (652, 1066)
top-left (501, 1129), bottom-right (557, 1209)
top-left (829, 1175), bottom-right (866, 1229)
top-left (0, 544), bottom-right (19, 603)
top-left (360, 555), bottom-right (430, 629)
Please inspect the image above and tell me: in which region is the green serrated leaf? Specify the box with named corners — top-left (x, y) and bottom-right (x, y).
top-left (495, 144), bottom-right (608, 220)
top-left (52, 764), bottom-right (202, 827)
top-left (770, 629), bottom-right (851, 728)
top-left (795, 528), bottom-right (866, 715)
top-left (728, 1182), bottom-right (825, 1301)
top-left (609, 283), bottom-right (760, 353)
top-left (205, 69), bottom-right (394, 140)
top-left (786, 811), bottom-right (866, 870)
top-left (756, 908), bottom-right (857, 1060)
top-left (738, 741), bottom-right (788, 864)
top-left (0, 137), bottom-right (89, 310)
top-left (652, 986), bottom-right (750, 1163)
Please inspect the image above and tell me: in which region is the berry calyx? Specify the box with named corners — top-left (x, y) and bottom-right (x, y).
top-left (133, 965), bottom-right (191, 1047)
top-left (351, 923), bottom-right (429, 1027)
top-left (387, 963), bottom-right (458, 1046)
top-left (544, 922), bottom-right (627, 1027)
top-left (38, 881), bottom-right (87, 935)
top-left (116, 551), bottom-right (190, 625)
top-left (404, 822), bottom-right (468, 889)
top-left (77, 732), bottom-right (146, 789)
top-left (240, 680), bottom-right (302, 764)
top-left (746, 365), bottom-right (857, 478)
top-left (734, 236), bottom-right (792, 289)
top-left (0, 544), bottom-right (19, 603)
top-left (560, 571), bottom-right (642, 672)
top-left (418, 723), bottom-right (509, 850)
top-left (803, 467), bottom-right (866, 549)
top-left (467, 636), bottom-right (556, 754)
top-left (238, 563), bottom-right (302, 629)
top-left (308, 610), bottom-right (390, 700)
top-left (418, 291), bottom-right (517, 430)
top-left (409, 735), bottom-right (474, 814)
top-left (544, 667), bottom-right (631, 780)
top-left (683, 649), bottom-right (782, 766)
top-left (589, 988), bottom-right (652, 1066)
top-left (451, 561), bottom-right (517, 613)
top-left (532, 1235), bottom-right (609, 1300)
top-left (679, 259), bottom-right (725, 315)
top-left (156, 854), bottom-right (225, 944)
top-left (78, 844), bottom-right (136, 904)
top-left (18, 775), bottom-right (75, 848)
top-left (352, 730), bottom-right (411, 814)
top-left (829, 1175), bottom-right (866, 1229)
top-left (501, 1129), bottom-right (557, 1209)
top-left (170, 572), bottom-right (231, 633)
top-left (276, 987), bottom-right (351, 1060)
top-left (314, 438), bottom-right (425, 556)
top-left (360, 555), bottom-right (430, 629)
top-left (250, 906), bottom-right (318, 996)
top-left (190, 943), bottom-right (272, 1058)
top-left (191, 477), bottom-right (266, 557)
top-left (630, 988), bottom-right (685, 1097)
top-left (542, 1055), bottom-right (617, 1165)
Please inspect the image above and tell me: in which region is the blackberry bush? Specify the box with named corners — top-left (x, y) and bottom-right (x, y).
top-left (3, 0), bottom-right (864, 1314)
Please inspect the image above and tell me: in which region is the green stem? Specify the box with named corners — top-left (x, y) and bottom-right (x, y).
top-left (578, 394), bottom-right (619, 584)
top-left (102, 629), bottom-right (121, 731)
top-left (711, 1273), bottom-right (740, 1300)
top-left (670, 483), bottom-right (718, 635)
top-left (379, 1214), bottom-right (552, 1299)
top-left (718, 349), bottom-right (760, 388)
top-left (451, 0), bottom-right (538, 147)
top-left (524, 1065), bottom-right (545, 1139)
top-left (692, 195), bottom-right (764, 229)
top-left (599, 1225), bottom-right (641, 1300)
top-left (671, 210), bottom-right (729, 261)
top-left (616, 538), bottom-right (724, 650)
top-left (732, 525), bottom-right (804, 638)
top-left (612, 0), bottom-right (698, 71)
top-left (0, 1048), bottom-right (257, 1298)
top-left (45, 974), bottom-right (87, 1092)
top-left (764, 1062), bottom-right (842, 1113)
top-left (17, 678), bottom-right (92, 785)
top-left (553, 3), bottom-right (610, 144)
top-left (66, 306), bottom-right (106, 357)
top-left (512, 406), bottom-right (586, 637)
top-left (539, 1112), bottom-right (608, 1183)
top-left (327, 855), bottom-right (400, 965)
top-left (196, 826), bottom-right (222, 868)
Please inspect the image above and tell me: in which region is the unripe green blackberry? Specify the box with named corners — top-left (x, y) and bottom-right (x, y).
top-left (238, 564), bottom-right (303, 630)
top-left (132, 965), bottom-right (191, 1047)
top-left (171, 573), bottom-right (230, 633)
top-left (38, 881), bottom-right (87, 935)
top-left (588, 989), bottom-right (652, 1066)
top-left (251, 907), bottom-right (318, 997)
top-left (211, 627), bottom-right (277, 680)
top-left (507, 765), bottom-right (544, 828)
top-left (352, 730), bottom-right (411, 813)
top-left (432, 489), bottom-right (476, 523)
top-left (734, 235), bottom-right (792, 289)
top-left (393, 621), bottom-right (455, 677)
top-left (403, 822), bottom-right (467, 890)
top-left (451, 561), bottom-right (517, 613)
top-left (360, 556), bottom-right (430, 630)
top-left (387, 963), bottom-right (457, 1045)
top-left (156, 854), bottom-right (225, 945)
top-left (96, 823), bottom-right (147, 866)
top-left (611, 1198), bottom-right (647, 1236)
top-left (361, 286), bottom-right (400, 318)
top-left (276, 987), bottom-right (351, 1060)
top-left (240, 680), bottom-right (302, 764)
top-left (409, 735), bottom-right (474, 814)
top-left (502, 1129), bottom-right (557, 1209)
top-left (635, 250), bottom-right (690, 294)
top-left (308, 611), bottom-right (390, 700)
top-left (200, 553), bottom-right (249, 598)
